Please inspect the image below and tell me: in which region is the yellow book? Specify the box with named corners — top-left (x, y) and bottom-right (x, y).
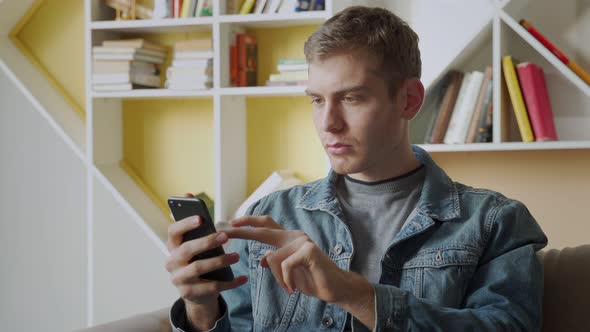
top-left (568, 61), bottom-right (590, 86)
top-left (181, 0), bottom-right (193, 18)
top-left (502, 56), bottom-right (534, 142)
top-left (239, 0), bottom-right (256, 14)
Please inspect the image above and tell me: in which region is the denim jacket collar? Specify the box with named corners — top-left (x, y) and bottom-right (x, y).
top-left (296, 145), bottom-right (461, 222)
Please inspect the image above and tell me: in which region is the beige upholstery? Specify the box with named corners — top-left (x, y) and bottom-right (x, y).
top-left (77, 245), bottom-right (590, 332)
top-left (539, 245), bottom-right (590, 332)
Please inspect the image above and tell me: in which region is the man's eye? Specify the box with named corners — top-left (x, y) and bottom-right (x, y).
top-left (310, 98), bottom-right (322, 105)
top-left (343, 96), bottom-right (359, 103)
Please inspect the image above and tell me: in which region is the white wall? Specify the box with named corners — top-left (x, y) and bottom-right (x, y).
top-left (0, 63), bottom-right (87, 331)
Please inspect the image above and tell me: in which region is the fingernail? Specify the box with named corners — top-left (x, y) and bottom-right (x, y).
top-left (231, 252), bottom-right (240, 260)
top-left (238, 276), bottom-right (248, 283)
top-left (190, 216), bottom-right (200, 225)
top-left (216, 232), bottom-right (228, 243)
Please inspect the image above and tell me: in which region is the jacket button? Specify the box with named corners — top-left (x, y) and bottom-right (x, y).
top-left (334, 244), bottom-right (343, 255)
top-left (386, 317), bottom-right (394, 328)
top-left (321, 316), bottom-right (334, 328)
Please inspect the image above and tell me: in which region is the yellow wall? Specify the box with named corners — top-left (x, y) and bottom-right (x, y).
top-left (15, 0), bottom-right (85, 116)
top-left (123, 98), bottom-right (215, 203)
top-left (432, 150), bottom-right (590, 249)
top-left (247, 96), bottom-right (326, 193)
top-left (248, 25), bottom-right (318, 86)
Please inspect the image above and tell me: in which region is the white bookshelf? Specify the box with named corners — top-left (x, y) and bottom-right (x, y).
top-left (86, 0), bottom-right (590, 244)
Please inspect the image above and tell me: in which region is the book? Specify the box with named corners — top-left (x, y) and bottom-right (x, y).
top-left (254, 0), bottom-right (268, 14)
top-left (232, 170), bottom-right (301, 219)
top-left (277, 63), bottom-right (308, 72)
top-left (181, 0), bottom-right (193, 17)
top-left (516, 62), bottom-right (558, 141)
top-left (466, 66), bottom-right (493, 143)
top-left (520, 19), bottom-right (590, 86)
top-left (423, 76), bottom-right (452, 143)
top-left (279, 58), bottom-right (306, 65)
top-left (443, 71), bottom-right (484, 144)
top-left (266, 0), bottom-right (283, 13)
top-left (93, 72), bottom-right (161, 87)
top-left (278, 0), bottom-right (297, 13)
top-left (195, 0), bottom-right (213, 16)
top-left (237, 33), bottom-right (257, 86)
top-left (102, 38), bottom-right (167, 53)
top-left (92, 60), bottom-right (158, 75)
top-left (93, 83), bottom-right (132, 91)
top-left (173, 0), bottom-right (182, 18)
top-left (476, 100), bottom-right (494, 143)
top-left (268, 71), bottom-right (308, 82)
top-left (311, 0), bottom-right (325, 10)
top-left (239, 0), bottom-right (256, 14)
top-left (174, 50), bottom-right (214, 59)
top-left (174, 38), bottom-right (213, 51)
top-left (296, 0), bottom-right (311, 12)
top-left (227, 0), bottom-right (245, 14)
top-left (153, 0), bottom-right (172, 18)
top-left (502, 56), bottom-right (534, 142)
top-left (93, 53), bottom-right (166, 64)
top-left (92, 46), bottom-right (167, 59)
top-left (430, 70), bottom-right (464, 144)
top-left (171, 58), bottom-right (212, 67)
top-left (474, 78), bottom-right (494, 143)
top-left (230, 44), bottom-right (238, 86)
top-left (166, 65), bottom-right (212, 78)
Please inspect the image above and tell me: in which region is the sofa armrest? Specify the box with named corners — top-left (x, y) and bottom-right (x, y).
top-left (74, 307), bottom-right (171, 332)
top-left (539, 245), bottom-right (590, 332)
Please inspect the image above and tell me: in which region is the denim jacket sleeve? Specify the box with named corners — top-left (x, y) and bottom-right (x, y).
top-left (170, 201), bottom-right (260, 332)
top-left (372, 199), bottom-right (548, 332)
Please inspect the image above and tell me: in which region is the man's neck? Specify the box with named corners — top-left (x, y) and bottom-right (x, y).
top-left (347, 145), bottom-right (420, 183)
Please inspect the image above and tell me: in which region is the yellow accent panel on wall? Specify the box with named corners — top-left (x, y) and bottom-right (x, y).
top-left (14, 0), bottom-right (85, 116)
top-left (122, 99), bottom-right (215, 208)
top-left (432, 150), bottom-right (590, 250)
top-left (247, 96), bottom-right (326, 194)
top-left (248, 25), bottom-right (318, 86)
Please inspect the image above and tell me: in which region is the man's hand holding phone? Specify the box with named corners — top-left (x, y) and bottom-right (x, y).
top-left (165, 194), bottom-right (248, 331)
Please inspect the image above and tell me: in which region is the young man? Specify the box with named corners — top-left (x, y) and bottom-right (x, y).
top-left (166, 6), bottom-right (547, 331)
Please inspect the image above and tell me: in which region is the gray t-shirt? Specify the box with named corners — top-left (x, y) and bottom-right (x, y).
top-left (335, 165), bottom-right (425, 283)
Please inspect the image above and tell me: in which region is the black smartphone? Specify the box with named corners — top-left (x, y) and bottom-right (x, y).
top-left (168, 196), bottom-right (234, 282)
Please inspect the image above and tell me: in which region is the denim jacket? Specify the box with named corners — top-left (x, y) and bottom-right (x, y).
top-left (171, 146), bottom-right (548, 331)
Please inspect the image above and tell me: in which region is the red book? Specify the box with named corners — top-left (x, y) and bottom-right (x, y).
top-left (516, 62), bottom-right (558, 141)
top-left (173, 0), bottom-right (182, 18)
top-left (230, 44), bottom-right (238, 87)
top-left (236, 33), bottom-right (257, 87)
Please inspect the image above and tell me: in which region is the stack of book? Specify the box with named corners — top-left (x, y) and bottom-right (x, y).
top-left (228, 0), bottom-right (325, 15)
top-left (165, 38), bottom-right (213, 90)
top-left (266, 59), bottom-right (308, 86)
top-left (92, 38), bottom-right (167, 92)
top-left (230, 34), bottom-right (257, 87)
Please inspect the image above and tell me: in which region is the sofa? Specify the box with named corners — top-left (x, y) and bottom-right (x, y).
top-left (76, 245), bottom-right (590, 332)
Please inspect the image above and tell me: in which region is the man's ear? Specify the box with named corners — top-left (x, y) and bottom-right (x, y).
top-left (400, 78), bottom-right (425, 120)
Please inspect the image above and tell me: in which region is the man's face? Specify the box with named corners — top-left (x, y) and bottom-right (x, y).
top-left (306, 54), bottom-right (410, 178)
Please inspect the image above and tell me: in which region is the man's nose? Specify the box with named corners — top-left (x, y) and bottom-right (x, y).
top-left (321, 101), bottom-right (344, 133)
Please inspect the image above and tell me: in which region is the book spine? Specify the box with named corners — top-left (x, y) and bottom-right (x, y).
top-left (502, 56), bottom-right (534, 142)
top-left (230, 44), bottom-right (238, 86)
top-left (466, 67), bottom-right (492, 143)
top-left (430, 71), bottom-right (464, 144)
top-left (239, 0), bottom-right (256, 14)
top-left (517, 63), bottom-right (558, 141)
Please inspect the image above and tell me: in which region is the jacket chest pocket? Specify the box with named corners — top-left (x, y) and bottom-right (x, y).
top-left (390, 248), bottom-right (479, 308)
top-left (249, 244), bottom-right (307, 332)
